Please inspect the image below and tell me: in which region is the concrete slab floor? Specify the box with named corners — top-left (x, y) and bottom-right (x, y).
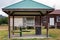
top-left (10, 34), bottom-right (51, 39)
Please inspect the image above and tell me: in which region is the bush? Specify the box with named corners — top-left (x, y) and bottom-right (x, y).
top-left (0, 17), bottom-right (8, 25)
top-left (27, 26), bottom-right (34, 29)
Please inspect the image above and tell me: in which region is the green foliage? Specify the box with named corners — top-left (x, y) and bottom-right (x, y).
top-left (0, 19), bottom-right (2, 25)
top-left (0, 30), bottom-right (8, 40)
top-left (0, 17), bottom-right (8, 25)
top-left (12, 38), bottom-right (46, 40)
top-left (0, 28), bottom-right (60, 40)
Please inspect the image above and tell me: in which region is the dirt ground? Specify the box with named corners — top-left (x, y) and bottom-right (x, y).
top-left (0, 26), bottom-right (8, 30)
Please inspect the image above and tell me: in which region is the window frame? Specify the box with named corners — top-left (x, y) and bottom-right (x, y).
top-left (56, 16), bottom-right (60, 22)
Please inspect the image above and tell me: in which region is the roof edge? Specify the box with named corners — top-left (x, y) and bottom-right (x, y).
top-left (2, 8), bottom-right (54, 12)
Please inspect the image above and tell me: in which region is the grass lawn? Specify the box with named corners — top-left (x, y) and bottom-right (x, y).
top-left (0, 26), bottom-right (60, 40)
top-left (0, 30), bottom-right (8, 40)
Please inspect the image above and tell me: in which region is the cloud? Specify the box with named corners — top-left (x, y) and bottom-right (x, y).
top-left (0, 0), bottom-right (21, 16)
top-left (0, 0), bottom-right (21, 8)
top-left (34, 0), bottom-right (60, 9)
top-left (0, 9), bottom-right (8, 17)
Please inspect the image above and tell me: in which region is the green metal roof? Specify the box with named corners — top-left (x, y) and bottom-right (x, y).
top-left (4, 0), bottom-right (53, 9)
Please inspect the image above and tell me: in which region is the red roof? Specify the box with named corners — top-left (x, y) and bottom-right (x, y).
top-left (50, 10), bottom-right (60, 14)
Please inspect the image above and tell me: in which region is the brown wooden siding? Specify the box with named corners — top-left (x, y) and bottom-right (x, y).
top-left (44, 14), bottom-right (60, 28)
top-left (35, 16), bottom-right (41, 27)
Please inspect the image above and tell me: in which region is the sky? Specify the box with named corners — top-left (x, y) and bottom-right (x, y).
top-left (0, 0), bottom-right (60, 17)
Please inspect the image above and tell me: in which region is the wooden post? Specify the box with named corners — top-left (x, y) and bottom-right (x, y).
top-left (20, 27), bottom-right (22, 37)
top-left (46, 15), bottom-right (49, 38)
top-left (41, 16), bottom-right (42, 34)
top-left (8, 15), bottom-right (10, 38)
top-left (40, 16), bottom-right (41, 35)
top-left (13, 16), bottom-right (14, 35)
top-left (55, 23), bottom-right (57, 29)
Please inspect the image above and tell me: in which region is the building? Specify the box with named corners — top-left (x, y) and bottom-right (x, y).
top-left (2, 0), bottom-right (54, 39)
top-left (42, 10), bottom-right (60, 28)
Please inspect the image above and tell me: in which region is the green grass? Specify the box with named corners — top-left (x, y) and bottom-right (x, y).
top-left (0, 30), bottom-right (8, 40)
top-left (12, 38), bottom-right (48, 40)
top-left (0, 28), bottom-right (60, 40)
top-left (49, 29), bottom-right (60, 38)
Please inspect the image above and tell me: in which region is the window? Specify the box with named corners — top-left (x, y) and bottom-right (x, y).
top-left (26, 17), bottom-right (35, 26)
top-left (23, 17), bottom-right (35, 26)
top-left (57, 16), bottom-right (60, 22)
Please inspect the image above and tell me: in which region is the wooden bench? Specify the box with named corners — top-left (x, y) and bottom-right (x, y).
top-left (11, 30), bottom-right (30, 33)
top-left (12, 27), bottom-right (31, 37)
top-left (11, 31), bottom-right (21, 33)
top-left (11, 30), bottom-right (31, 37)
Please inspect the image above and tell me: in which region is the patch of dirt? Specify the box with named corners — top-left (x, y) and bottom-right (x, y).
top-left (0, 26), bottom-right (8, 30)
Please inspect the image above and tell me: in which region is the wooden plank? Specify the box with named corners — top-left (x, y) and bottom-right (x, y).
top-left (46, 12), bottom-right (49, 38)
top-left (12, 16), bottom-right (14, 35)
top-left (11, 14), bottom-right (41, 16)
top-left (8, 15), bottom-right (10, 38)
top-left (11, 30), bottom-right (30, 33)
top-left (20, 27), bottom-right (22, 37)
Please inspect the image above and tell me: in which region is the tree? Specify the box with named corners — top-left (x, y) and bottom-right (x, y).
top-left (0, 18), bottom-right (2, 25)
top-left (2, 17), bottom-right (8, 24)
top-left (0, 17), bottom-right (8, 25)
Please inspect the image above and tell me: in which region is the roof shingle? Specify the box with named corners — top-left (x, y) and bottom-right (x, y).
top-left (50, 10), bottom-right (60, 14)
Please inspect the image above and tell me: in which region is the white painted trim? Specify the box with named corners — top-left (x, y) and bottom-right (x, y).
top-left (56, 16), bottom-right (60, 22)
top-left (49, 18), bottom-right (54, 26)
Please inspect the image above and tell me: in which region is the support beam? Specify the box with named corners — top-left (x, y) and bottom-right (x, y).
top-left (8, 15), bottom-right (10, 38)
top-left (20, 27), bottom-right (22, 37)
top-left (10, 11), bottom-right (14, 15)
top-left (11, 14), bottom-right (41, 16)
top-left (12, 16), bottom-right (14, 35)
top-left (46, 13), bottom-right (49, 38)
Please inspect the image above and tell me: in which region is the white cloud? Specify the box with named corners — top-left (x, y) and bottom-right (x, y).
top-left (0, 0), bottom-right (21, 8)
top-left (0, 9), bottom-right (8, 17)
top-left (34, 0), bottom-right (60, 9)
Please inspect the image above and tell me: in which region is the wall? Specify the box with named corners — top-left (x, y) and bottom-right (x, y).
top-left (10, 16), bottom-right (23, 27)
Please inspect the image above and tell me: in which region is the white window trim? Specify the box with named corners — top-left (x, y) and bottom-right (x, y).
top-left (57, 16), bottom-right (60, 22)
